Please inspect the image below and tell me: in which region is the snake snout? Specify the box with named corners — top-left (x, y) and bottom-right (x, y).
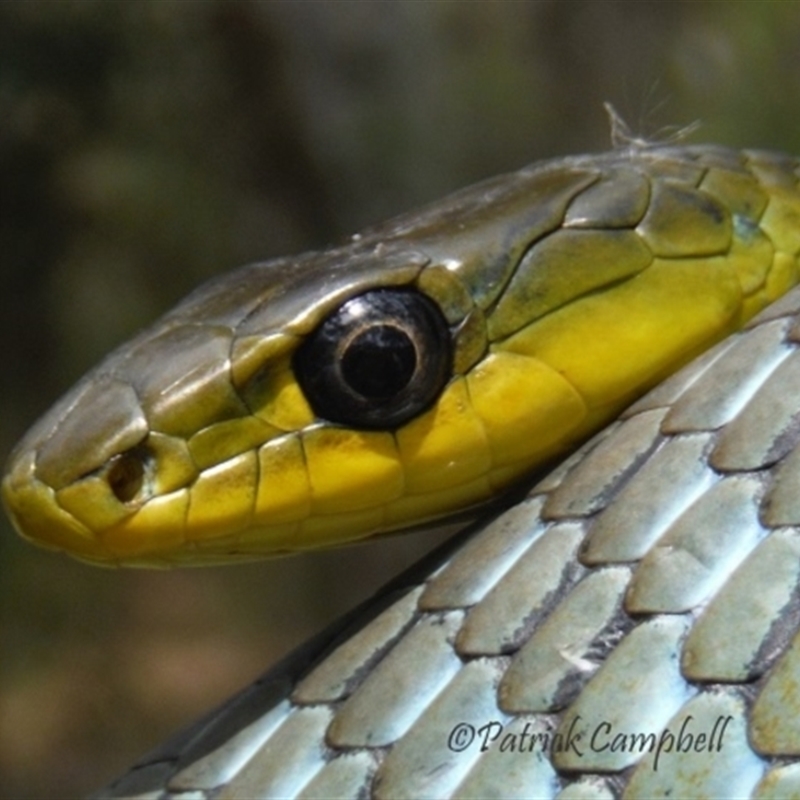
top-left (2, 373), bottom-right (151, 563)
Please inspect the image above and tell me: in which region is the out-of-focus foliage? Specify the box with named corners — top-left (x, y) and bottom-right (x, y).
top-left (2, 2), bottom-right (799, 797)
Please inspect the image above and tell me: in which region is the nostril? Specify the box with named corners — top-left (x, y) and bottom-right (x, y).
top-left (106, 449), bottom-right (147, 504)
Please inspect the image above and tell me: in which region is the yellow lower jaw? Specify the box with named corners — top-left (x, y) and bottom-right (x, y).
top-left (88, 352), bottom-right (584, 563)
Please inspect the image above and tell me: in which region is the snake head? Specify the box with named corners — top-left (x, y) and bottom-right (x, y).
top-left (6, 144), bottom-right (796, 566)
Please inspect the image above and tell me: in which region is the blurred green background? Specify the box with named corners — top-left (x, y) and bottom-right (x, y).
top-left (2, 2), bottom-right (800, 797)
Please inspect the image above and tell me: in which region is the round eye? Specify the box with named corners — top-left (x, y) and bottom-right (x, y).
top-left (294, 289), bottom-right (452, 429)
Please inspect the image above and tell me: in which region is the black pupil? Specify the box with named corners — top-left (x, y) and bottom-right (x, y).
top-left (341, 324), bottom-right (417, 399)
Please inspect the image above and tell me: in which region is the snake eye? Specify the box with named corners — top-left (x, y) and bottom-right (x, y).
top-left (294, 289), bottom-right (452, 429)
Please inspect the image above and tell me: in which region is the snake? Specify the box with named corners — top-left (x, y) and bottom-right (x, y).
top-left (4, 141), bottom-right (800, 797)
